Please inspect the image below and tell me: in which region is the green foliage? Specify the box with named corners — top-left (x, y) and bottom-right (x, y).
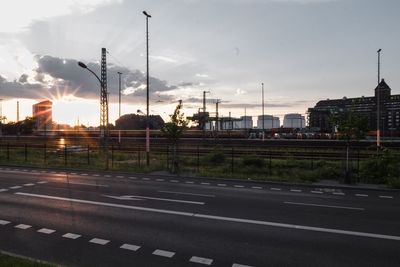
top-left (161, 101), bottom-right (188, 144)
top-left (203, 147), bottom-right (226, 165)
top-left (242, 155), bottom-right (264, 168)
top-left (360, 149), bottom-right (400, 184)
top-left (0, 252), bottom-right (55, 267)
top-left (331, 110), bottom-right (369, 141)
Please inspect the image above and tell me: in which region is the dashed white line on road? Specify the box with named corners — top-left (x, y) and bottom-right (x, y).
top-left (218, 184), bottom-right (227, 187)
top-left (379, 195), bottom-right (393, 199)
top-left (23, 183), bottom-right (35, 187)
top-left (234, 185), bottom-right (244, 188)
top-left (0, 189), bottom-right (9, 192)
top-left (189, 256), bottom-right (213, 265)
top-left (355, 194), bottom-right (368, 197)
top-left (120, 243), bottom-right (141, 251)
top-left (152, 249), bottom-right (175, 258)
top-left (37, 181), bottom-right (48, 184)
top-left (129, 177), bottom-right (137, 180)
top-left (93, 174), bottom-right (100, 177)
top-left (290, 189), bottom-right (302, 192)
top-left (155, 178), bottom-right (164, 181)
top-left (158, 190), bottom-right (215, 198)
top-left (117, 176), bottom-right (124, 178)
top-left (284, 201), bottom-right (365, 211)
top-left (270, 188), bottom-right (281, 191)
top-left (201, 182), bottom-right (210, 185)
top-left (0, 220), bottom-right (10, 225)
top-left (89, 238), bottom-right (110, 245)
top-left (142, 178), bottom-right (150, 181)
top-left (311, 191), bottom-right (323, 194)
top-left (232, 263), bottom-right (253, 267)
top-left (104, 175), bottom-right (111, 178)
top-left (170, 180), bottom-right (179, 183)
top-left (70, 172), bottom-right (77, 175)
top-left (13, 192), bottom-right (400, 241)
top-left (62, 233), bottom-right (81, 239)
top-left (15, 224), bottom-right (32, 229)
top-left (185, 181), bottom-right (194, 184)
top-left (252, 186), bottom-right (263, 189)
top-left (37, 228), bottom-right (56, 234)
top-left (10, 186), bottom-right (22, 189)
top-left (81, 173), bottom-right (88, 176)
top-left (333, 192), bottom-right (345, 196)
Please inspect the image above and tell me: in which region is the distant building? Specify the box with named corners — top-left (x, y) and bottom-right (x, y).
top-left (307, 79), bottom-right (400, 136)
top-left (283, 113), bottom-right (306, 128)
top-left (256, 115), bottom-right (280, 129)
top-left (32, 100), bottom-right (52, 130)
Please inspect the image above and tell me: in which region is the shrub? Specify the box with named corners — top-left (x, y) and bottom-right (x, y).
top-left (242, 155), bottom-right (264, 168)
top-left (203, 147), bottom-right (226, 165)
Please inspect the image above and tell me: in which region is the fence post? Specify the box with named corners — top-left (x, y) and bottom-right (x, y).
top-left (197, 145), bottom-right (200, 173)
top-left (44, 143), bottom-right (47, 163)
top-left (64, 144), bottom-right (67, 166)
top-left (24, 144), bottom-right (27, 162)
top-left (231, 147), bottom-right (234, 174)
top-left (311, 148), bottom-right (314, 170)
top-left (138, 146), bottom-right (141, 167)
top-left (7, 143), bottom-right (9, 161)
top-left (87, 145), bottom-right (90, 165)
top-left (111, 145), bottom-right (114, 169)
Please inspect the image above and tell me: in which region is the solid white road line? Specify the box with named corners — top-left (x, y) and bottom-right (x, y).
top-left (232, 263), bottom-right (253, 267)
top-left (62, 233), bottom-right (81, 239)
top-left (89, 238), bottom-right (110, 245)
top-left (152, 249), bottom-right (175, 258)
top-left (158, 190), bottom-right (215, 198)
top-left (64, 182), bottom-right (109, 187)
top-left (284, 201), bottom-right (365, 211)
top-left (0, 220), bottom-right (11, 225)
top-left (23, 183), bottom-right (35, 187)
top-left (189, 256), bottom-right (213, 265)
top-left (37, 228), bottom-right (56, 234)
top-left (16, 192), bottom-right (400, 241)
top-left (120, 243), bottom-right (141, 251)
top-left (379, 195), bottom-right (394, 199)
top-left (15, 224), bottom-right (32, 229)
top-left (105, 194), bottom-right (205, 205)
top-left (10, 186), bottom-right (22, 189)
top-left (355, 194), bottom-right (368, 197)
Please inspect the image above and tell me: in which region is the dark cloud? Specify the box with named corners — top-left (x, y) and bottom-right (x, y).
top-left (18, 74), bottom-right (29, 83)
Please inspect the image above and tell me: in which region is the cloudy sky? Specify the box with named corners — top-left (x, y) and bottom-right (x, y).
top-left (0, 0), bottom-right (399, 126)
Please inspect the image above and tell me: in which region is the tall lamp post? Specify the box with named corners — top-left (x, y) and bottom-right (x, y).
top-left (143, 10), bottom-right (151, 166)
top-left (78, 60), bottom-right (109, 169)
top-left (261, 82), bottom-right (265, 139)
top-left (377, 49), bottom-right (382, 148)
top-left (117, 71), bottom-right (122, 144)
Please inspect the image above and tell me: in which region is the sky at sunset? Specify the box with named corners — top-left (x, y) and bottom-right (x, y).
top-left (0, 0), bottom-right (399, 126)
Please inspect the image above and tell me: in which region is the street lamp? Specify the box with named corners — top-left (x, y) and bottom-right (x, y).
top-left (78, 60), bottom-right (109, 169)
top-left (143, 10), bottom-right (151, 166)
top-left (117, 71), bottom-right (123, 144)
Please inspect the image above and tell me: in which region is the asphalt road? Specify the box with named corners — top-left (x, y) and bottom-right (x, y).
top-left (0, 166), bottom-right (399, 266)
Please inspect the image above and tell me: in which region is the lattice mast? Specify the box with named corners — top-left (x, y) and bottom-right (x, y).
top-left (100, 48), bottom-right (109, 138)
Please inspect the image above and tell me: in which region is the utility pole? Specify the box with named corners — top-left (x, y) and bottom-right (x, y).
top-left (202, 90), bottom-right (210, 131)
top-left (377, 49), bottom-right (382, 148)
top-left (0, 99), bottom-right (3, 136)
top-left (215, 99), bottom-right (221, 132)
top-left (17, 101), bottom-right (20, 122)
top-left (262, 83), bottom-right (265, 139)
top-left (143, 11), bottom-right (151, 166)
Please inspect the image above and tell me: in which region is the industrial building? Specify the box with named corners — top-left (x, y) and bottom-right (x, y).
top-left (307, 79), bottom-right (400, 136)
top-left (32, 100), bottom-right (52, 131)
top-left (283, 113), bottom-right (306, 128)
top-left (256, 115), bottom-right (280, 129)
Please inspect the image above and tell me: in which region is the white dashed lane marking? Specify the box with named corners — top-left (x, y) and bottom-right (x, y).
top-left (23, 183), bottom-right (35, 187)
top-left (142, 178), bottom-right (150, 181)
top-left (170, 180), bottom-right (179, 183)
top-left (62, 233), bottom-right (81, 239)
top-left (379, 195), bottom-right (394, 199)
top-left (37, 228), bottom-right (56, 234)
top-left (234, 185), bottom-right (244, 188)
top-left (117, 176), bottom-right (124, 178)
top-left (355, 194), bottom-right (368, 197)
top-left (0, 189), bottom-right (9, 192)
top-left (0, 220), bottom-right (11, 225)
top-left (311, 191), bottom-right (323, 194)
top-left (9, 186), bottom-right (22, 189)
top-left (37, 181), bottom-right (48, 184)
top-left (185, 181), bottom-right (194, 184)
top-left (89, 238), bottom-right (110, 245)
top-left (270, 188), bottom-right (281, 191)
top-left (120, 243), bottom-right (141, 251)
top-left (290, 189), bottom-right (302, 192)
top-left (333, 192), bottom-right (345, 196)
top-left (201, 182), bottom-right (210, 185)
top-left (152, 249), bottom-right (175, 258)
top-left (155, 178), bottom-right (164, 181)
top-left (232, 263), bottom-right (253, 267)
top-left (252, 186), bottom-right (263, 189)
top-left (15, 224), bottom-right (32, 229)
top-left (189, 256), bottom-right (213, 265)
top-left (218, 184), bottom-right (227, 187)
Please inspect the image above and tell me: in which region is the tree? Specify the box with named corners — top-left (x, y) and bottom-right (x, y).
top-left (161, 101), bottom-right (188, 173)
top-left (331, 110), bottom-right (369, 183)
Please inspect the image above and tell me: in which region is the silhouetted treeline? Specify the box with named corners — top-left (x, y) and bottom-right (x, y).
top-left (115, 114), bottom-right (164, 130)
top-left (1, 117), bottom-right (36, 135)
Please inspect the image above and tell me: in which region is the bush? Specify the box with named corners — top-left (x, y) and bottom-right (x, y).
top-left (360, 149), bottom-right (400, 184)
top-left (203, 147), bottom-right (226, 165)
top-left (242, 155), bottom-right (264, 168)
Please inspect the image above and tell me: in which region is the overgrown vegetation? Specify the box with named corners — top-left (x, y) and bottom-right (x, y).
top-left (0, 253), bottom-right (56, 267)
